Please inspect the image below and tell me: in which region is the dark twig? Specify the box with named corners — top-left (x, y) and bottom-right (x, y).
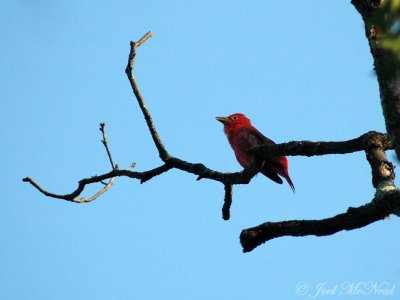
top-left (140, 164), bottom-right (172, 183)
top-left (222, 184), bottom-right (233, 221)
top-left (125, 31), bottom-right (169, 161)
top-left (76, 122), bottom-right (118, 202)
top-left (127, 162), bottom-right (137, 170)
top-left (23, 122), bottom-right (121, 203)
top-left (22, 175), bottom-right (116, 203)
top-left (23, 164), bottom-right (170, 202)
top-left (22, 122), bottom-right (120, 203)
top-left (100, 123), bottom-right (116, 169)
top-left (74, 177), bottom-right (116, 203)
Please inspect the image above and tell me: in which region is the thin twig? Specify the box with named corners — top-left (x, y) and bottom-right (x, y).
top-left (100, 123), bottom-right (116, 169)
top-left (74, 177), bottom-right (116, 203)
top-left (135, 31), bottom-right (153, 47)
top-left (125, 31), bottom-right (169, 161)
top-left (23, 164), bottom-right (169, 202)
top-left (127, 162), bottom-right (137, 170)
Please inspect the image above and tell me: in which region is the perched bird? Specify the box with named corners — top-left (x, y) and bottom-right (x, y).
top-left (216, 113), bottom-right (295, 192)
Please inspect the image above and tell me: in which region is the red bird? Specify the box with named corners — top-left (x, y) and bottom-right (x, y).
top-left (216, 113), bottom-right (295, 192)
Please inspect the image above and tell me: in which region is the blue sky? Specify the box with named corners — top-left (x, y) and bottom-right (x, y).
top-left (1, 1), bottom-right (399, 299)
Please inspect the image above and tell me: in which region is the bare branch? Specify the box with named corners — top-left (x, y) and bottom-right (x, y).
top-left (22, 170), bottom-right (127, 202)
top-left (100, 123), bottom-right (116, 169)
top-left (222, 184), bottom-right (233, 221)
top-left (125, 31), bottom-right (169, 161)
top-left (23, 126), bottom-right (394, 203)
top-left (240, 130), bottom-right (397, 252)
top-left (351, 0), bottom-right (400, 158)
top-left (23, 31), bottom-right (399, 252)
top-left (74, 177), bottom-right (116, 203)
top-left (140, 164), bottom-right (173, 183)
top-left (240, 190), bottom-right (400, 252)
top-left (23, 165), bottom-right (169, 202)
top-left (366, 148), bottom-right (395, 188)
top-left (251, 131), bottom-right (393, 158)
top-left (135, 31), bottom-right (153, 48)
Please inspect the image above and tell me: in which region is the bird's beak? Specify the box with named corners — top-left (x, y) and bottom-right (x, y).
top-left (216, 116), bottom-right (229, 124)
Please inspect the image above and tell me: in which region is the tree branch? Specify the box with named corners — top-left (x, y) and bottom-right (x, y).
top-left (23, 30), bottom-right (399, 252)
top-left (250, 131), bottom-right (393, 158)
top-left (22, 122), bottom-right (120, 203)
top-left (222, 184), bottom-right (233, 221)
top-left (240, 190), bottom-right (400, 253)
top-left (22, 164), bottom-right (170, 202)
top-left (236, 1), bottom-right (400, 253)
top-left (24, 131), bottom-right (391, 203)
top-left (124, 31), bottom-right (170, 161)
top-left (240, 132), bottom-right (396, 252)
top-left (351, 0), bottom-right (400, 159)
top-left (100, 122), bottom-right (116, 169)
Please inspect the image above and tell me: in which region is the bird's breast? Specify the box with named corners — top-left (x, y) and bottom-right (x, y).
top-left (226, 129), bottom-right (258, 168)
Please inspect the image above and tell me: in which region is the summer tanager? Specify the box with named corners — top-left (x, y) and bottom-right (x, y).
top-left (216, 113), bottom-right (295, 192)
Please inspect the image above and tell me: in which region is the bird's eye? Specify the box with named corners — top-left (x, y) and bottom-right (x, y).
top-left (232, 116), bottom-right (237, 120)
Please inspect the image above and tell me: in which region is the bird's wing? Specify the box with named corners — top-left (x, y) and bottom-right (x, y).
top-left (238, 127), bottom-right (284, 184)
top-left (261, 168), bottom-right (283, 184)
top-left (235, 127), bottom-right (275, 149)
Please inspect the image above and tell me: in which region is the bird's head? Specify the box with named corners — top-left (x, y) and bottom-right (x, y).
top-left (216, 113), bottom-right (252, 130)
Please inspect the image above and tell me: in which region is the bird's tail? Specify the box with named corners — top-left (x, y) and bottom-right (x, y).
top-left (271, 157), bottom-right (295, 193)
top-left (285, 175), bottom-right (295, 193)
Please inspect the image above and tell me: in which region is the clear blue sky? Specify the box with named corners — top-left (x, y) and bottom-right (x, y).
top-left (1, 1), bottom-right (399, 299)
